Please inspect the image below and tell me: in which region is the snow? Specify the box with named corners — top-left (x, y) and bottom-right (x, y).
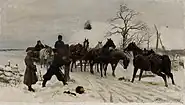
top-left (0, 50), bottom-right (183, 103)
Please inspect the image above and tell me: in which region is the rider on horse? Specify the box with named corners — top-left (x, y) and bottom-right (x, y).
top-left (55, 35), bottom-right (65, 49)
top-left (54, 35), bottom-right (66, 56)
top-left (35, 40), bottom-right (45, 51)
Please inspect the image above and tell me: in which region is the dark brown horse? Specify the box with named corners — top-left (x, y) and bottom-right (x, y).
top-left (81, 38), bottom-right (117, 76)
top-left (69, 38), bottom-right (89, 72)
top-left (69, 43), bottom-right (83, 70)
top-left (103, 49), bottom-right (130, 77)
top-left (124, 42), bottom-right (175, 87)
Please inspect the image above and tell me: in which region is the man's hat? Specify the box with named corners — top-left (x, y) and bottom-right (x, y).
top-left (75, 86), bottom-right (85, 94)
top-left (58, 35), bottom-right (62, 39)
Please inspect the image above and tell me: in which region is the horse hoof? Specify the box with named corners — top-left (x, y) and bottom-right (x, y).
top-left (63, 82), bottom-right (68, 86)
top-left (90, 71), bottom-right (94, 74)
top-left (165, 85), bottom-right (168, 87)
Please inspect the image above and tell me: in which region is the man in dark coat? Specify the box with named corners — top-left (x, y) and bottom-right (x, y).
top-left (54, 35), bottom-right (67, 57)
top-left (55, 35), bottom-right (65, 49)
top-left (35, 40), bottom-right (45, 51)
top-left (23, 50), bottom-right (38, 92)
top-left (42, 51), bottom-right (69, 87)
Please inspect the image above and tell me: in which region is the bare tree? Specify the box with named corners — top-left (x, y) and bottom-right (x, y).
top-left (106, 4), bottom-right (149, 49)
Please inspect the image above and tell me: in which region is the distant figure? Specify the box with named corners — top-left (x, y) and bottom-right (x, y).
top-left (54, 35), bottom-right (66, 55)
top-left (54, 35), bottom-right (65, 49)
top-left (84, 20), bottom-right (92, 30)
top-left (34, 40), bottom-right (45, 51)
top-left (23, 50), bottom-right (38, 92)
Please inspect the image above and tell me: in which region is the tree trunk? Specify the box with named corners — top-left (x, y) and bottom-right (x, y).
top-left (147, 34), bottom-right (150, 50)
top-left (122, 34), bottom-right (127, 50)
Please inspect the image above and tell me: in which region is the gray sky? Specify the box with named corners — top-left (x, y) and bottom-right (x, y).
top-left (0, 0), bottom-right (184, 49)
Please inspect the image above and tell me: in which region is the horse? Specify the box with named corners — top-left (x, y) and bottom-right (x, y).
top-left (39, 45), bottom-right (54, 69)
top-left (69, 43), bottom-right (83, 69)
top-left (94, 41), bottom-right (103, 49)
top-left (69, 38), bottom-right (89, 72)
top-left (26, 47), bottom-right (35, 52)
top-left (93, 41), bottom-right (103, 72)
top-left (124, 42), bottom-right (175, 87)
top-left (102, 49), bottom-right (130, 77)
top-left (82, 38), bottom-right (116, 77)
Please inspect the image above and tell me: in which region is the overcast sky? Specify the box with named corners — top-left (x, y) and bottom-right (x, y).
top-left (0, 0), bottom-right (184, 49)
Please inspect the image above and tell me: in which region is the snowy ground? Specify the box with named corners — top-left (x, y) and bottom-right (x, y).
top-left (0, 51), bottom-right (183, 103)
top-left (0, 0), bottom-right (184, 104)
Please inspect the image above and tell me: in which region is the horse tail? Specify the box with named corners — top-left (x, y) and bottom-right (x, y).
top-left (162, 55), bottom-right (171, 78)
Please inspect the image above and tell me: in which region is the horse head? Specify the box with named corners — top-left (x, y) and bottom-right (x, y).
top-left (98, 41), bottom-right (102, 44)
top-left (124, 42), bottom-right (137, 52)
top-left (103, 38), bottom-right (116, 49)
top-left (123, 55), bottom-right (130, 69)
top-left (83, 38), bottom-right (89, 50)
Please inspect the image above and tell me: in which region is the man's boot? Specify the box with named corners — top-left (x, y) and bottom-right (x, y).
top-left (63, 81), bottom-right (68, 85)
top-left (28, 86), bottom-right (35, 92)
top-left (42, 80), bottom-right (47, 87)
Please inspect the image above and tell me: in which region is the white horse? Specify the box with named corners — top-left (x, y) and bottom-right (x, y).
top-left (39, 45), bottom-right (54, 69)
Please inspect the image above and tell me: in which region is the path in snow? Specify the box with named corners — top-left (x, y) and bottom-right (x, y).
top-left (0, 51), bottom-right (183, 103)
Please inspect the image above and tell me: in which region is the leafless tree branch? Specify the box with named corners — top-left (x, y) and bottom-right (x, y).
top-left (106, 3), bottom-right (150, 49)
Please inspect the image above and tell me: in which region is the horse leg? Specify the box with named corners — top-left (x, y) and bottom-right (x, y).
top-left (80, 60), bottom-right (83, 72)
top-left (90, 61), bottom-right (94, 74)
top-left (40, 59), bottom-right (42, 68)
top-left (168, 73), bottom-right (175, 85)
top-left (70, 61), bottom-right (74, 72)
top-left (75, 62), bottom-right (77, 68)
top-left (111, 62), bottom-right (117, 77)
top-left (96, 64), bottom-right (99, 72)
top-left (84, 60), bottom-right (87, 72)
top-left (44, 59), bottom-right (47, 68)
top-left (100, 63), bottom-right (103, 77)
top-left (104, 63), bottom-right (108, 77)
top-left (131, 67), bottom-right (138, 83)
top-left (138, 70), bottom-right (144, 81)
top-left (41, 61), bottom-right (43, 68)
top-left (155, 72), bottom-right (168, 87)
top-left (39, 69), bottom-right (43, 81)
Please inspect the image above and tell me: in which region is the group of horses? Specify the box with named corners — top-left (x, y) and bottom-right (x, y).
top-left (26, 38), bottom-right (175, 87)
